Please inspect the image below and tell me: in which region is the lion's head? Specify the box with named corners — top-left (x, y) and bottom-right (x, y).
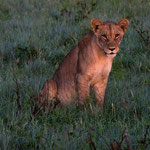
top-left (91, 18), bottom-right (129, 56)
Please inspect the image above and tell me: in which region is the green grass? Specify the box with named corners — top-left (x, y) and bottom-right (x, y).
top-left (0, 0), bottom-right (150, 149)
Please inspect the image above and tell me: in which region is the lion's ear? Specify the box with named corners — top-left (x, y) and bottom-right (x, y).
top-left (117, 19), bottom-right (129, 33)
top-left (91, 18), bottom-right (103, 34)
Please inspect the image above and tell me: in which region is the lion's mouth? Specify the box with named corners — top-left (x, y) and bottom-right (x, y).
top-left (109, 52), bottom-right (115, 55)
top-left (104, 52), bottom-right (116, 55)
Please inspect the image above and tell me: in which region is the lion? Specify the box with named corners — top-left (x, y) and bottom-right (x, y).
top-left (33, 18), bottom-right (129, 113)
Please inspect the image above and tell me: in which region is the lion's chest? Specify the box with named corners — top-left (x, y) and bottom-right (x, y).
top-left (89, 60), bottom-right (112, 85)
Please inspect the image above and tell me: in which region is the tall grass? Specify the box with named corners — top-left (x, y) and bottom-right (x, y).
top-left (0, 0), bottom-right (150, 149)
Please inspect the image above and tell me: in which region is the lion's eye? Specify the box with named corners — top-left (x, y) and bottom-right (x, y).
top-left (101, 34), bottom-right (108, 41)
top-left (115, 34), bottom-right (120, 40)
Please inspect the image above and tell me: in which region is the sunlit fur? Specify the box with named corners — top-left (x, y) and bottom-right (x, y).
top-left (36, 18), bottom-right (129, 109)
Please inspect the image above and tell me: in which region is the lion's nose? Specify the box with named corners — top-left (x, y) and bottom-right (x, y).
top-left (109, 47), bottom-right (116, 51)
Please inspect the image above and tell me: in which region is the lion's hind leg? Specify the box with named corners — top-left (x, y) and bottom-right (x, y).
top-left (32, 80), bottom-right (57, 115)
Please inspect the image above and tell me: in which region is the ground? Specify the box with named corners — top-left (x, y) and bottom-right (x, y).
top-left (0, 0), bottom-right (150, 149)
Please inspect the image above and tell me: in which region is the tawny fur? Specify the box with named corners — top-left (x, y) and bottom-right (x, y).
top-left (37, 18), bottom-right (129, 108)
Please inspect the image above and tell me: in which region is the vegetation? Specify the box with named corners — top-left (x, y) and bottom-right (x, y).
top-left (0, 0), bottom-right (150, 149)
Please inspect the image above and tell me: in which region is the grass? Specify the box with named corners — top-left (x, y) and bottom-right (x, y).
top-left (0, 0), bottom-right (150, 149)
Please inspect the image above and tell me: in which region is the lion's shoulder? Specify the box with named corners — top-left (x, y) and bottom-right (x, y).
top-left (78, 32), bottom-right (94, 49)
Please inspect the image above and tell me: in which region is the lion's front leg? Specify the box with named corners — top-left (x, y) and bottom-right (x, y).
top-left (76, 74), bottom-right (90, 104)
top-left (93, 79), bottom-right (108, 108)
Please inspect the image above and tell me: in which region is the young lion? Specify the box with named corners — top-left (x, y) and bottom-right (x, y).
top-left (35, 18), bottom-right (129, 110)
